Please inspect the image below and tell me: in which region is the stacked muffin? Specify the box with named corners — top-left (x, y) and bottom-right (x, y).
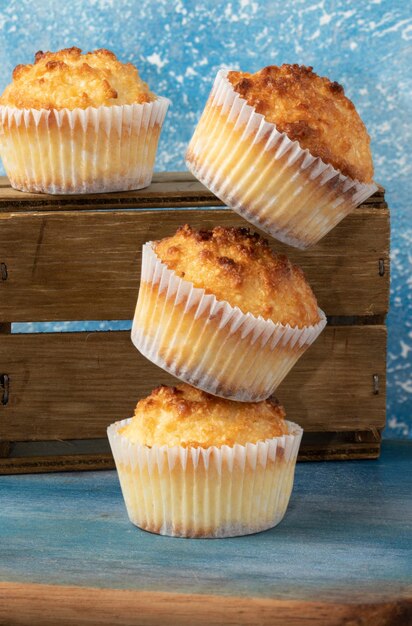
top-left (132, 224), bottom-right (325, 401)
top-left (186, 64), bottom-right (376, 249)
top-left (111, 64), bottom-right (375, 538)
top-left (108, 384), bottom-right (302, 538)
top-left (109, 224), bottom-right (325, 537)
top-left (0, 54), bottom-right (375, 538)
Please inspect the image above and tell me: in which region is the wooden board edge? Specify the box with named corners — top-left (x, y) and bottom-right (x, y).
top-left (0, 198), bottom-right (388, 214)
top-left (0, 582), bottom-right (410, 626)
top-left (298, 443), bottom-right (381, 462)
top-left (0, 172), bottom-right (386, 190)
top-left (0, 442), bottom-right (382, 475)
top-left (0, 453), bottom-right (115, 474)
top-left (0, 169), bottom-right (386, 213)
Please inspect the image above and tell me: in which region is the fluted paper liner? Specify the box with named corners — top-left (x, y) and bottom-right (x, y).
top-left (186, 70), bottom-right (377, 249)
top-left (0, 97), bottom-right (169, 194)
top-left (108, 418), bottom-right (303, 538)
top-left (131, 243), bottom-right (326, 402)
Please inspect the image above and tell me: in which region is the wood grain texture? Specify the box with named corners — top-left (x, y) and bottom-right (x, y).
top-left (0, 443), bottom-right (411, 621)
top-left (0, 326), bottom-right (386, 442)
top-left (0, 171), bottom-right (386, 212)
top-left (0, 205), bottom-right (389, 321)
top-left (0, 583), bottom-right (410, 626)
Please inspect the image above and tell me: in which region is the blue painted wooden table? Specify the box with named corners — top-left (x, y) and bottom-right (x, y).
top-left (1, 442), bottom-right (411, 625)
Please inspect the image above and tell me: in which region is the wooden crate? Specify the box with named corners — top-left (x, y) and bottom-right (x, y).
top-left (0, 172), bottom-right (389, 473)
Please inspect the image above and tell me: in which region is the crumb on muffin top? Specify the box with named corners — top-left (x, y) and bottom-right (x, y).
top-left (154, 224), bottom-right (320, 328)
top-left (227, 64), bottom-right (373, 183)
top-left (119, 383), bottom-right (288, 448)
top-left (0, 47), bottom-right (156, 110)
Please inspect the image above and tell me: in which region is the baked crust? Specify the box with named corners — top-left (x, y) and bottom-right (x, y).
top-left (119, 383), bottom-right (288, 447)
top-left (228, 64), bottom-right (373, 183)
top-left (154, 224), bottom-right (320, 327)
top-left (0, 47), bottom-right (156, 110)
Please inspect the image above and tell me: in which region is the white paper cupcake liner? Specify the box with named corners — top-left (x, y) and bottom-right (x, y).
top-left (186, 70), bottom-right (377, 249)
top-left (108, 417), bottom-right (303, 538)
top-left (0, 97), bottom-right (169, 194)
top-left (131, 243), bottom-right (326, 402)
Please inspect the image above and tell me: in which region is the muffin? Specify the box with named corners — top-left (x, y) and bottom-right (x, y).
top-left (186, 65), bottom-right (377, 249)
top-left (0, 47), bottom-right (169, 194)
top-left (107, 384), bottom-right (303, 538)
top-left (132, 224), bottom-right (326, 401)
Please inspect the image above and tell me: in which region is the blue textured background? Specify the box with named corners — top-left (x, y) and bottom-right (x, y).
top-left (0, 0), bottom-right (410, 437)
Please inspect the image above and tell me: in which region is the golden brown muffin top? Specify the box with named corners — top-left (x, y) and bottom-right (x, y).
top-left (154, 225), bottom-right (320, 327)
top-left (0, 47), bottom-right (156, 110)
top-left (119, 384), bottom-right (288, 448)
top-left (227, 64), bottom-right (373, 183)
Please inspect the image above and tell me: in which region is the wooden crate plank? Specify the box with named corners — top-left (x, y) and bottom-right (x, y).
top-left (0, 454), bottom-right (115, 474)
top-left (0, 448), bottom-right (381, 474)
top-left (0, 326), bottom-right (386, 441)
top-left (0, 172), bottom-right (385, 212)
top-left (0, 442), bottom-right (382, 474)
top-left (0, 172), bottom-right (223, 212)
top-left (1, 583), bottom-right (411, 626)
top-left (0, 206), bottom-right (389, 321)
top-left (0, 429), bottom-right (383, 473)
